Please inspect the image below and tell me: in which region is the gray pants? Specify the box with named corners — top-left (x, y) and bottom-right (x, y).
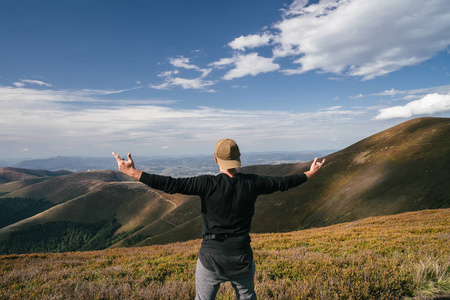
top-left (195, 259), bottom-right (257, 300)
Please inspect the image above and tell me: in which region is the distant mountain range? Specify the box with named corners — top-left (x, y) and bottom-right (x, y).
top-left (4, 151), bottom-right (331, 176)
top-left (0, 117), bottom-right (448, 254)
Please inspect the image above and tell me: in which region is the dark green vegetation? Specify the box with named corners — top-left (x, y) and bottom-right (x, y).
top-left (0, 209), bottom-right (448, 299)
top-left (0, 219), bottom-right (125, 254)
top-left (0, 198), bottom-right (54, 228)
top-left (0, 117), bottom-right (448, 253)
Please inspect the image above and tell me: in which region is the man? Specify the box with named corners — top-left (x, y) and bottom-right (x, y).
top-left (113, 138), bottom-right (325, 300)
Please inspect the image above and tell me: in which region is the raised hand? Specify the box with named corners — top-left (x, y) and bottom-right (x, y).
top-left (305, 157), bottom-right (325, 179)
top-left (112, 152), bottom-right (142, 180)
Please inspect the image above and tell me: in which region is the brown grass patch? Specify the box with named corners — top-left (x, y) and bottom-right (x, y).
top-left (1, 209), bottom-right (448, 299)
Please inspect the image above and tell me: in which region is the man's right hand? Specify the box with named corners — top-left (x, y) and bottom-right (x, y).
top-left (112, 152), bottom-right (142, 180)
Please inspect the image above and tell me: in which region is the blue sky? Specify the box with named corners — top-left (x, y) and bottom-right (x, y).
top-left (1, 0), bottom-right (449, 159)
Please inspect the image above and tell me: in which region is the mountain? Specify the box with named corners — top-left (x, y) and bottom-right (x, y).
top-left (10, 151), bottom-right (329, 176)
top-left (0, 117), bottom-right (448, 254)
top-left (0, 167), bottom-right (71, 184)
top-left (249, 116), bottom-right (450, 233)
top-left (0, 169), bottom-right (196, 253)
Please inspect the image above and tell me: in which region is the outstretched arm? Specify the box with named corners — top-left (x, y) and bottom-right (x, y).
top-left (304, 157), bottom-right (325, 179)
top-left (112, 152), bottom-right (142, 180)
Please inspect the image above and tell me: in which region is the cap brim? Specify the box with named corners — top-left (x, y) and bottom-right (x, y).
top-left (217, 157), bottom-right (241, 170)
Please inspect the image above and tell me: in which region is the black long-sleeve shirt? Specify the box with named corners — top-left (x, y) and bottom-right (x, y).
top-left (139, 172), bottom-right (307, 236)
top-left (139, 171), bottom-right (308, 276)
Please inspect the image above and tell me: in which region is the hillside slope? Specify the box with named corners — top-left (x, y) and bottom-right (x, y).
top-left (0, 167), bottom-right (71, 184)
top-left (250, 117), bottom-right (449, 233)
top-left (1, 209), bottom-right (448, 299)
top-left (0, 170), bottom-right (194, 252)
top-left (0, 117), bottom-right (448, 252)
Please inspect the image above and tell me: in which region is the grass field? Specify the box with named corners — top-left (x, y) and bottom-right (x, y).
top-left (1, 208), bottom-right (449, 299)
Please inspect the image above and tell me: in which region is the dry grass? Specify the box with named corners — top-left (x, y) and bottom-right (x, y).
top-left (1, 209), bottom-right (449, 299)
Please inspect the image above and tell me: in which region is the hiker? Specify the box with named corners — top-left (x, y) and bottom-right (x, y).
top-left (113, 138), bottom-right (325, 300)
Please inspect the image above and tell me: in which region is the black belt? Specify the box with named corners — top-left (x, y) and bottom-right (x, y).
top-left (203, 233), bottom-right (248, 241)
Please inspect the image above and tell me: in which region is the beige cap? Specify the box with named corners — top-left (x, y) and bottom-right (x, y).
top-left (214, 138), bottom-right (241, 170)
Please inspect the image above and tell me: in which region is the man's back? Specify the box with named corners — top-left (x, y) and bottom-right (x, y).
top-left (139, 172), bottom-right (308, 236)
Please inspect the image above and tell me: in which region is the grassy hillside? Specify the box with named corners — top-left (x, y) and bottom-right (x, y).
top-left (0, 209), bottom-right (448, 299)
top-left (250, 117), bottom-right (450, 233)
top-left (0, 170), bottom-right (195, 253)
top-left (0, 170), bottom-right (131, 204)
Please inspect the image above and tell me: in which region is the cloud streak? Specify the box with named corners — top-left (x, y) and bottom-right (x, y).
top-left (0, 85), bottom-right (146, 103)
top-left (350, 84), bottom-right (450, 101)
top-left (210, 53), bottom-right (280, 80)
top-left (13, 79), bottom-right (53, 87)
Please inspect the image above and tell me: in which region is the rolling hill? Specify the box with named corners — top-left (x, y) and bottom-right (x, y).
top-left (0, 117), bottom-right (448, 253)
top-left (0, 167), bottom-right (71, 184)
top-left (249, 116), bottom-right (450, 233)
top-left (1, 209), bottom-right (448, 299)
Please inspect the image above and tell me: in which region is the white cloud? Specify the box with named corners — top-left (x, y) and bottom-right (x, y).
top-left (0, 85), bottom-right (157, 104)
top-left (1, 84), bottom-right (375, 157)
top-left (328, 77), bottom-right (346, 81)
top-left (200, 68), bottom-right (212, 77)
top-left (13, 82), bottom-right (25, 87)
top-left (375, 93), bottom-right (450, 119)
top-left (169, 77), bottom-right (215, 90)
top-left (274, 0), bottom-right (450, 80)
top-left (158, 70), bottom-right (179, 78)
top-left (155, 52), bottom-right (279, 88)
top-left (151, 57), bottom-right (214, 90)
top-left (20, 79), bottom-right (53, 87)
top-left (323, 106), bottom-right (342, 111)
top-left (169, 56), bottom-right (212, 77)
top-left (150, 82), bottom-right (171, 90)
top-left (169, 56), bottom-right (200, 70)
top-left (213, 53), bottom-right (280, 80)
top-left (0, 86), bottom-right (70, 102)
top-left (151, 73), bottom-right (215, 91)
top-left (374, 89), bottom-right (405, 97)
top-left (228, 33), bottom-right (273, 51)
top-left (209, 57), bottom-right (239, 68)
top-left (351, 84), bottom-right (450, 101)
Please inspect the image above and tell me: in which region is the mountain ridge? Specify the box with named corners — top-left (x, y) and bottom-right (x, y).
top-left (0, 167), bottom-right (71, 184)
top-left (8, 151), bottom-right (330, 175)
